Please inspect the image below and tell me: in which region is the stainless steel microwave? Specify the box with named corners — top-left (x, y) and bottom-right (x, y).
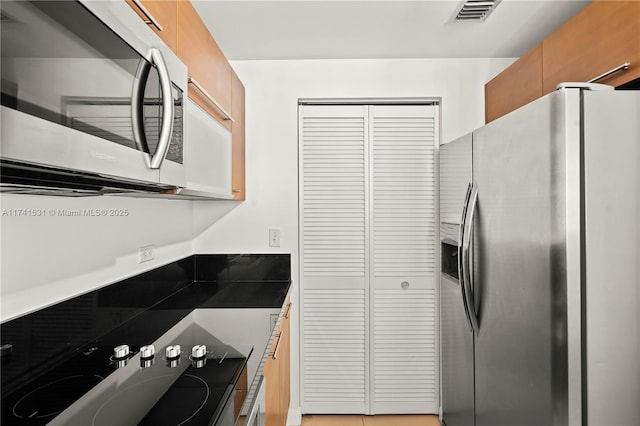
top-left (0, 0), bottom-right (187, 195)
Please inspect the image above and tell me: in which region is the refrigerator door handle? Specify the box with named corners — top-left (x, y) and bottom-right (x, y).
top-left (462, 183), bottom-right (480, 334)
top-left (458, 183), bottom-right (474, 333)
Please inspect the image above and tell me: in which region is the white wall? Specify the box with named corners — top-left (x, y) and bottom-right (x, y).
top-left (0, 195), bottom-right (194, 322)
top-left (192, 58), bottom-right (515, 424)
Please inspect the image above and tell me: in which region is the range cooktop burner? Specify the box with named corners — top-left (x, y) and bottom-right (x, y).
top-left (138, 357), bottom-right (246, 426)
top-left (138, 374), bottom-right (210, 426)
top-left (91, 374), bottom-right (210, 426)
top-left (12, 374), bottom-right (104, 421)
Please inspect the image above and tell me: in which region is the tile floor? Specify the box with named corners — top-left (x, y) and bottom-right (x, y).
top-left (301, 414), bottom-right (441, 426)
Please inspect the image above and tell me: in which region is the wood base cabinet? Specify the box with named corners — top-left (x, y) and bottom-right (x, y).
top-left (234, 364), bottom-right (249, 420)
top-left (264, 300), bottom-right (291, 426)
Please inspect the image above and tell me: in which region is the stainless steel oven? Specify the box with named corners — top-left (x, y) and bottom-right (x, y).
top-left (0, 0), bottom-right (187, 193)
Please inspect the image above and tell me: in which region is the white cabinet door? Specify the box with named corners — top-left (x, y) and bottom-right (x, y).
top-left (183, 99), bottom-right (232, 197)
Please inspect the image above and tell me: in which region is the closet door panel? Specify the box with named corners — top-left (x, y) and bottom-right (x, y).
top-left (299, 105), bottom-right (369, 413)
top-left (302, 289), bottom-right (367, 413)
top-left (370, 105), bottom-right (439, 413)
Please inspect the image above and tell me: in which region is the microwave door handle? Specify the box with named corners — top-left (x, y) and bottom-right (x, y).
top-left (462, 184), bottom-right (480, 334)
top-left (458, 183), bottom-right (474, 333)
top-left (148, 48), bottom-right (174, 169)
top-left (132, 57), bottom-right (152, 167)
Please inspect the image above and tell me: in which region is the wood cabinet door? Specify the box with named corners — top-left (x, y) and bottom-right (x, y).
top-left (264, 323), bottom-right (282, 426)
top-left (279, 302), bottom-right (292, 423)
top-left (234, 364), bottom-right (248, 420)
top-left (177, 0), bottom-right (232, 130)
top-left (125, 0), bottom-right (178, 53)
top-left (485, 44), bottom-right (543, 123)
top-left (231, 70), bottom-right (246, 200)
top-left (542, 0), bottom-right (640, 94)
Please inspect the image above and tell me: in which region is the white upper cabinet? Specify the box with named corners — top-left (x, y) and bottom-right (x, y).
top-left (181, 98), bottom-right (232, 198)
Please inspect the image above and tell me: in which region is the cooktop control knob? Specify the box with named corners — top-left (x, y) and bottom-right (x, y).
top-left (114, 345), bottom-right (130, 359)
top-left (165, 345), bottom-right (181, 359)
top-left (140, 345), bottom-right (155, 359)
top-left (191, 345), bottom-right (207, 359)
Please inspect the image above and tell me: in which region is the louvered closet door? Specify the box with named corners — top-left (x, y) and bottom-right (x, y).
top-left (299, 105), bottom-right (369, 413)
top-left (370, 105), bottom-right (439, 413)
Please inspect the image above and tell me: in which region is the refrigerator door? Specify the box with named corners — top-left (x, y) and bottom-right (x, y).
top-left (440, 133), bottom-right (474, 426)
top-left (582, 90), bottom-right (640, 425)
top-left (471, 90), bottom-right (579, 426)
top-left (441, 274), bottom-right (475, 426)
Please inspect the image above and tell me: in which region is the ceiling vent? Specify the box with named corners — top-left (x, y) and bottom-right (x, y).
top-left (454, 0), bottom-right (501, 22)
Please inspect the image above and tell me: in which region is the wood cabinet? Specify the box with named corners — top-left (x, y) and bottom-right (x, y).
top-left (231, 70), bottom-right (246, 200)
top-left (177, 0), bottom-right (233, 131)
top-left (485, 44), bottom-right (543, 123)
top-left (234, 364), bottom-right (248, 420)
top-left (485, 0), bottom-right (640, 123)
top-left (125, 0), bottom-right (178, 53)
top-left (264, 324), bottom-right (281, 426)
top-left (280, 302), bottom-right (291, 424)
top-left (264, 300), bottom-right (291, 426)
top-left (542, 0), bottom-right (640, 94)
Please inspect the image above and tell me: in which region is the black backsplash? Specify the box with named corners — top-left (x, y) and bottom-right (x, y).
top-left (0, 257), bottom-right (194, 395)
top-left (195, 254), bottom-right (291, 282)
top-left (0, 254), bottom-right (290, 398)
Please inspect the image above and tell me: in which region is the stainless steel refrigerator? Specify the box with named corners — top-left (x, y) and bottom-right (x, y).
top-left (439, 84), bottom-right (640, 426)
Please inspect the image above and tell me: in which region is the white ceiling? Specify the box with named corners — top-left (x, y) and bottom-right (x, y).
top-left (192, 0), bottom-right (592, 61)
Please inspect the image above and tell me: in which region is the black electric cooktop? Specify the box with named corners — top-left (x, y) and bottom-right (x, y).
top-left (1, 320), bottom-right (250, 426)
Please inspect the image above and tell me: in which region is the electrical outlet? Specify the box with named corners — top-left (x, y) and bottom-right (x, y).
top-left (269, 228), bottom-right (281, 247)
top-left (139, 245), bottom-right (155, 263)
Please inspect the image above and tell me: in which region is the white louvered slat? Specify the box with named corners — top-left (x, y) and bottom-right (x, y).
top-left (303, 289), bottom-right (367, 411)
top-left (301, 108), bottom-right (366, 277)
top-left (371, 107), bottom-right (437, 277)
top-left (373, 289), bottom-right (437, 411)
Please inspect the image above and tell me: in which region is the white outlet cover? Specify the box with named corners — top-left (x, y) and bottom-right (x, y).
top-left (139, 246), bottom-right (155, 263)
top-left (269, 228), bottom-right (281, 247)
